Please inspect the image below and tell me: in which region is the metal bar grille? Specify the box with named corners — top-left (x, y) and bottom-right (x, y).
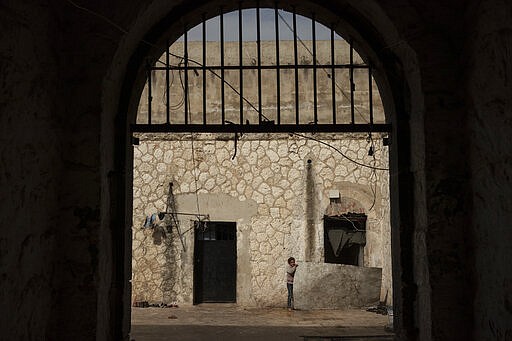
top-left (220, 8), bottom-right (225, 125)
top-left (275, 4), bottom-right (281, 125)
top-left (151, 64), bottom-right (370, 71)
top-left (330, 27), bottom-right (336, 124)
top-left (238, 4), bottom-right (243, 125)
top-left (133, 123), bottom-right (391, 133)
top-left (293, 8), bottom-right (299, 124)
top-left (349, 40), bottom-right (355, 124)
top-left (166, 41), bottom-right (170, 124)
top-left (147, 62), bottom-right (152, 124)
top-left (257, 5), bottom-right (262, 124)
top-left (184, 27), bottom-right (189, 125)
top-left (369, 66), bottom-right (373, 125)
top-left (202, 16), bottom-right (207, 125)
top-left (312, 15), bottom-right (317, 124)
top-left (136, 6), bottom-right (390, 134)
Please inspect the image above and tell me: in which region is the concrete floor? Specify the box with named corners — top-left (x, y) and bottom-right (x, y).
top-left (130, 304), bottom-right (393, 341)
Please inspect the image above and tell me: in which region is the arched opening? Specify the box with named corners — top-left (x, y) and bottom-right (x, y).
top-left (111, 1), bottom-right (415, 340)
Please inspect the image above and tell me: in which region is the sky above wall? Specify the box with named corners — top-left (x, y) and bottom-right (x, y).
top-left (178, 9), bottom-right (343, 42)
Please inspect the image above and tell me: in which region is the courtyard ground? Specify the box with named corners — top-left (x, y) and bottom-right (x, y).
top-left (130, 304), bottom-right (393, 341)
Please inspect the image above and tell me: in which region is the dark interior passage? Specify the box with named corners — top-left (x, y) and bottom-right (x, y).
top-left (194, 221), bottom-right (237, 303)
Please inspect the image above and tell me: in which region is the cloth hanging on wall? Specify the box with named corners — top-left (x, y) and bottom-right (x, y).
top-left (328, 229), bottom-right (366, 257)
top-left (143, 213), bottom-right (158, 228)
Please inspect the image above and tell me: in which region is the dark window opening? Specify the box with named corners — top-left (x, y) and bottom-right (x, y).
top-left (324, 214), bottom-right (366, 266)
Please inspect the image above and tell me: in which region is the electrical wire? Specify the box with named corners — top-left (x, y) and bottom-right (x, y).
top-left (276, 11), bottom-right (370, 125)
top-left (367, 132), bottom-right (378, 210)
top-left (67, 0), bottom-right (389, 173)
top-left (163, 51), bottom-right (389, 171)
top-left (292, 132), bottom-right (389, 171)
top-left (65, 0), bottom-right (162, 52)
top-left (164, 51), bottom-right (389, 171)
top-left (66, 0), bottom-right (128, 35)
top-left (166, 51), bottom-right (262, 118)
top-left (159, 67), bottom-right (185, 111)
top-left (71, 0), bottom-right (392, 290)
top-left (190, 137), bottom-right (202, 218)
top-left (278, 12), bottom-right (387, 187)
top-left (326, 215), bottom-right (366, 232)
top-left (180, 69), bottom-right (202, 220)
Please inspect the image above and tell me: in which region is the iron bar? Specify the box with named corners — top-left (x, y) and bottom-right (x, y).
top-left (203, 14), bottom-right (207, 124)
top-left (257, 5), bottom-right (262, 124)
top-left (162, 212), bottom-right (210, 218)
top-left (312, 15), bottom-right (317, 124)
top-left (151, 64), bottom-right (369, 71)
top-left (275, 4), bottom-right (281, 125)
top-left (147, 61), bottom-right (152, 124)
top-left (140, 8), bottom-right (384, 134)
top-left (369, 66), bottom-right (373, 125)
top-left (239, 4), bottom-right (244, 125)
top-left (331, 27), bottom-right (336, 124)
top-left (350, 40), bottom-right (355, 124)
top-left (166, 42), bottom-right (170, 124)
top-left (293, 8), bottom-right (299, 124)
top-left (184, 27), bottom-right (189, 124)
top-left (132, 123), bottom-right (392, 133)
top-left (221, 7), bottom-right (225, 125)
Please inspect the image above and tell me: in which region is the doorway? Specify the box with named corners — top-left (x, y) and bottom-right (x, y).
top-left (193, 221), bottom-right (237, 304)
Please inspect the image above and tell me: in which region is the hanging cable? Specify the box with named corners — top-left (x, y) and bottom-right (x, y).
top-left (367, 132), bottom-right (378, 210)
top-left (277, 11), bottom-right (370, 125)
top-left (164, 49), bottom-right (388, 170)
top-left (179, 67), bottom-right (202, 220)
top-left (67, 0), bottom-right (388, 172)
top-left (232, 132), bottom-right (239, 160)
top-left (277, 10), bottom-right (388, 198)
top-left (326, 215), bottom-right (366, 232)
top-left (166, 51), bottom-right (388, 170)
top-left (161, 62), bottom-right (185, 111)
top-left (292, 132), bottom-right (389, 171)
top-left (280, 11), bottom-right (385, 172)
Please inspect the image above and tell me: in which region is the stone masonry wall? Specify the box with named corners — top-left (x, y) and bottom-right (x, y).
top-left (132, 133), bottom-right (390, 307)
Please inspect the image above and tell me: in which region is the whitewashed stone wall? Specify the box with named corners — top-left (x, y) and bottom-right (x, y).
top-left (132, 133), bottom-right (391, 307)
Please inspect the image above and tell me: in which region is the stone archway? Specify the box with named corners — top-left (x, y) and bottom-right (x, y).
top-left (103, 1), bottom-right (423, 339)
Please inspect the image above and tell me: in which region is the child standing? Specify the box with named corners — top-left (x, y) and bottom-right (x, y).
top-left (286, 257), bottom-right (298, 311)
